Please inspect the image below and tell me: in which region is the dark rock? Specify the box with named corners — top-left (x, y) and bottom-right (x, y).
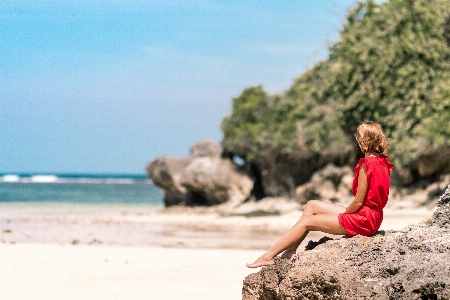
top-left (413, 145), bottom-right (450, 178)
top-left (391, 167), bottom-right (414, 186)
top-left (392, 146), bottom-right (450, 187)
top-left (242, 185), bottom-right (450, 300)
top-left (304, 236), bottom-right (335, 251)
top-left (249, 147), bottom-right (355, 199)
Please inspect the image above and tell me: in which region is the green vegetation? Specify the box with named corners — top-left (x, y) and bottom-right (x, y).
top-left (221, 0), bottom-right (450, 170)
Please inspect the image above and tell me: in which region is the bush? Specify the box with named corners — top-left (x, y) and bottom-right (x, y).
top-left (221, 0), bottom-right (450, 171)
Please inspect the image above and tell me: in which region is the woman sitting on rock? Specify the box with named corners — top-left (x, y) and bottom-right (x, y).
top-left (247, 121), bottom-right (393, 268)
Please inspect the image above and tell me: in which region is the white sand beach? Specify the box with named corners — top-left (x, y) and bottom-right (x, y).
top-left (0, 202), bottom-right (434, 300)
top-left (0, 243), bottom-right (261, 300)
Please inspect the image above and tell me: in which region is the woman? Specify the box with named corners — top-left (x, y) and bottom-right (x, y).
top-left (247, 121), bottom-right (393, 268)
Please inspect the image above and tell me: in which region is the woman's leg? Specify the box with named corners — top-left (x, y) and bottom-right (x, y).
top-left (303, 200), bottom-right (346, 216)
top-left (280, 200), bottom-right (346, 258)
top-left (246, 211), bottom-right (346, 268)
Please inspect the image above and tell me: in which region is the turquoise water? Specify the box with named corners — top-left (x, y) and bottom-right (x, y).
top-left (0, 173), bottom-right (164, 206)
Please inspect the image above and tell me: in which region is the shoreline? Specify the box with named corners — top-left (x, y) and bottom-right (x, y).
top-left (0, 201), bottom-right (434, 249)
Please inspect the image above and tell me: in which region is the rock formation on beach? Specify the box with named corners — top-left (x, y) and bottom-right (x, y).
top-left (295, 164), bottom-right (353, 205)
top-left (242, 185), bottom-right (450, 299)
top-left (146, 140), bottom-right (253, 207)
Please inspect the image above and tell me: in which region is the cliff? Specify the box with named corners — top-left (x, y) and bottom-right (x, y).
top-left (242, 185), bottom-right (450, 299)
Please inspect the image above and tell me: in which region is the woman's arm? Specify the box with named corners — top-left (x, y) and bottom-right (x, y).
top-left (345, 163), bottom-right (368, 214)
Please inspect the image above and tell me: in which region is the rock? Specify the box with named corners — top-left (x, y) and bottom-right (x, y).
top-left (147, 140), bottom-right (253, 207)
top-left (425, 174), bottom-right (450, 205)
top-left (250, 147), bottom-right (355, 199)
top-left (295, 164), bottom-right (353, 204)
top-left (242, 185), bottom-right (450, 300)
top-left (390, 167), bottom-right (414, 186)
top-left (146, 156), bottom-right (192, 206)
top-left (179, 157), bottom-right (253, 206)
top-left (425, 184), bottom-right (450, 228)
top-left (414, 145), bottom-right (450, 178)
top-left (391, 146), bottom-right (450, 187)
top-left (190, 139), bottom-right (222, 158)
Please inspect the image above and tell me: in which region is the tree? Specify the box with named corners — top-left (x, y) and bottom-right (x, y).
top-left (222, 0), bottom-right (450, 177)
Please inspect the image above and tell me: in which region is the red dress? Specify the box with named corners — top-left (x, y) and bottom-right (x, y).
top-left (338, 154), bottom-right (393, 237)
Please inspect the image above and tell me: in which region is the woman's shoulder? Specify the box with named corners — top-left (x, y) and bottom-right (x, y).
top-left (354, 154), bottom-right (393, 172)
top-left (353, 158), bottom-right (368, 175)
top-left (366, 154), bottom-right (393, 173)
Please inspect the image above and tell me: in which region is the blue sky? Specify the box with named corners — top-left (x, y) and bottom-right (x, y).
top-left (1, 0), bottom-right (358, 174)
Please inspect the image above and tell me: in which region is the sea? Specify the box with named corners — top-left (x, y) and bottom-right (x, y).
top-left (0, 173), bottom-right (164, 207)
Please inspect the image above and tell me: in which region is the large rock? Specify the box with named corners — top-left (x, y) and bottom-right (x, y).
top-left (387, 145), bottom-right (450, 187)
top-left (146, 156), bottom-right (191, 207)
top-left (248, 146), bottom-right (355, 199)
top-left (179, 157), bottom-right (253, 206)
top-left (295, 164), bottom-right (353, 205)
top-left (190, 139), bottom-right (222, 158)
top-left (226, 143), bottom-right (449, 198)
top-left (147, 140), bottom-right (253, 207)
top-left (414, 145), bottom-right (450, 178)
top-left (242, 185), bottom-right (450, 299)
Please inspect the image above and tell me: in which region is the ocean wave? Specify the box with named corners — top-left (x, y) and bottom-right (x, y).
top-left (0, 174), bottom-right (152, 185)
top-left (30, 175), bottom-right (59, 183)
top-left (1, 174), bottom-right (20, 182)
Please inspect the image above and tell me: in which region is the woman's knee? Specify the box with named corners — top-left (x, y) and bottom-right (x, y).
top-left (303, 200), bottom-right (321, 215)
top-left (297, 215), bottom-right (315, 229)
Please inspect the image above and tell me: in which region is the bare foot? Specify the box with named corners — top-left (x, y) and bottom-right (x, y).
top-left (280, 247), bottom-right (297, 259)
top-left (246, 255), bottom-right (274, 268)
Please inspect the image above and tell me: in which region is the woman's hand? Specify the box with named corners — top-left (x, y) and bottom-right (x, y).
top-left (345, 163), bottom-right (368, 214)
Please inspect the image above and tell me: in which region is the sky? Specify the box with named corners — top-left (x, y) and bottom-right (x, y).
top-left (0, 0), bottom-right (359, 175)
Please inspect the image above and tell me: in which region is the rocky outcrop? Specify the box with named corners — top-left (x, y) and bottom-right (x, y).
top-left (226, 144), bottom-right (450, 198)
top-left (147, 140), bottom-right (253, 207)
top-left (295, 164), bottom-right (353, 205)
top-left (146, 156), bottom-right (192, 206)
top-left (385, 145), bottom-right (450, 187)
top-left (242, 185), bottom-right (450, 299)
top-left (244, 146), bottom-right (355, 199)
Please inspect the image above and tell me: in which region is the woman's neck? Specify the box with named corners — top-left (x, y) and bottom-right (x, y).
top-left (365, 152), bottom-right (380, 158)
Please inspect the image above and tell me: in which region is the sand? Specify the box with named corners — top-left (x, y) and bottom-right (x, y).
top-left (0, 202), bottom-right (434, 300)
top-left (0, 243), bottom-right (261, 300)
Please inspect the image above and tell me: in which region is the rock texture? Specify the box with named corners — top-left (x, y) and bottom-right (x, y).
top-left (242, 185), bottom-right (450, 300)
top-left (244, 147), bottom-right (355, 199)
top-left (295, 164), bottom-right (353, 205)
top-left (224, 143), bottom-right (450, 198)
top-left (147, 140), bottom-right (253, 207)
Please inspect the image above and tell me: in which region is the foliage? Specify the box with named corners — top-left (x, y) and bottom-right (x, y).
top-left (221, 0), bottom-right (450, 169)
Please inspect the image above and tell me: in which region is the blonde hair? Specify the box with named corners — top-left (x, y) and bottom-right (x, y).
top-left (355, 121), bottom-right (389, 154)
